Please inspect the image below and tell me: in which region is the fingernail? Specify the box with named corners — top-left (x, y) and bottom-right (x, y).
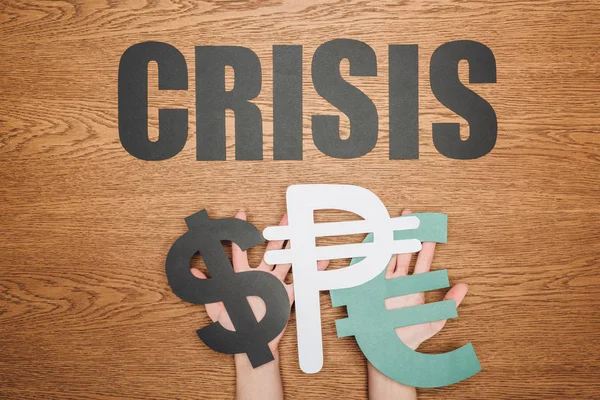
top-left (235, 210), bottom-right (247, 219)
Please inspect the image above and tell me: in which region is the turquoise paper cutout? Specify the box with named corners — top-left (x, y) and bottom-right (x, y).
top-left (330, 212), bottom-right (481, 388)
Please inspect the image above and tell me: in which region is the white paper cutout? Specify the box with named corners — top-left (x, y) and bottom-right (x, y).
top-left (263, 184), bottom-right (423, 373)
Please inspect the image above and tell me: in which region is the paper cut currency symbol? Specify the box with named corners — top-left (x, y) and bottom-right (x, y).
top-left (165, 210), bottom-right (290, 368)
top-left (263, 184), bottom-right (424, 373)
top-left (330, 214), bottom-right (481, 388)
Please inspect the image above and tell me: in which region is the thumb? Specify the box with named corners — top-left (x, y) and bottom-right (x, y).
top-left (445, 283), bottom-right (468, 307)
top-left (429, 283), bottom-right (469, 333)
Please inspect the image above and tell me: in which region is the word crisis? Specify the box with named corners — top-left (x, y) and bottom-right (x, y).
top-left (118, 39), bottom-right (496, 161)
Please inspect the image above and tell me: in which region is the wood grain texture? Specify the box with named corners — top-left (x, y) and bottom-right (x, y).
top-left (1, 0), bottom-right (599, 398)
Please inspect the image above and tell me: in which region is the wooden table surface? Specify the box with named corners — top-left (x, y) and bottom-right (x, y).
top-left (1, 1), bottom-right (599, 399)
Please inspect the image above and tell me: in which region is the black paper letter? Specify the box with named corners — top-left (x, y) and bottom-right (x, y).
top-left (430, 40), bottom-right (497, 159)
top-left (118, 41), bottom-right (188, 160)
top-left (196, 46), bottom-right (263, 160)
top-left (389, 45), bottom-right (419, 159)
top-left (311, 39), bottom-right (378, 159)
top-left (273, 45), bottom-right (303, 160)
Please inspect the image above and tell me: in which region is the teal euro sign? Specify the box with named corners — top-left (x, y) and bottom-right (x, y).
top-left (330, 213), bottom-right (481, 388)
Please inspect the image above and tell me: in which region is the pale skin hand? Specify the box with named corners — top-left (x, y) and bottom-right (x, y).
top-left (190, 211), bottom-right (328, 400)
top-left (367, 209), bottom-right (469, 400)
top-left (190, 209), bottom-right (466, 399)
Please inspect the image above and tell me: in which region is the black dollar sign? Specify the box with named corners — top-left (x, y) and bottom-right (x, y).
top-left (166, 209), bottom-right (290, 368)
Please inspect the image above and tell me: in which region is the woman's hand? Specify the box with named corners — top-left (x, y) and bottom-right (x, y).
top-left (190, 210), bottom-right (328, 400)
top-left (367, 209), bottom-right (469, 400)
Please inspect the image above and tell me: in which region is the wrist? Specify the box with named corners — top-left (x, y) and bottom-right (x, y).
top-left (235, 353), bottom-right (283, 400)
top-left (235, 351), bottom-right (279, 371)
top-left (367, 362), bottom-right (417, 400)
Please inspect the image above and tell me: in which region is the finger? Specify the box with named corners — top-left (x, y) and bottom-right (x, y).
top-left (191, 268), bottom-right (224, 323)
top-left (232, 210), bottom-right (251, 272)
top-left (384, 255), bottom-right (397, 279)
top-left (190, 268), bottom-right (207, 279)
top-left (258, 214), bottom-right (288, 271)
top-left (413, 242), bottom-right (436, 275)
top-left (391, 209), bottom-right (414, 278)
top-left (274, 256), bottom-right (329, 283)
top-left (317, 259), bottom-right (330, 271)
top-left (430, 283), bottom-right (469, 332)
top-left (273, 240), bottom-right (292, 280)
top-left (445, 283), bottom-right (468, 307)
top-left (285, 283), bottom-right (294, 306)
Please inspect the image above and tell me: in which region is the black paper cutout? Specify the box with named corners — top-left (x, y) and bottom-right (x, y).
top-left (273, 45), bottom-right (303, 160)
top-left (389, 45), bottom-right (419, 159)
top-left (165, 210), bottom-right (290, 368)
top-left (195, 46), bottom-right (263, 161)
top-left (118, 41), bottom-right (188, 161)
top-left (311, 39), bottom-right (378, 159)
top-left (430, 40), bottom-right (497, 160)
